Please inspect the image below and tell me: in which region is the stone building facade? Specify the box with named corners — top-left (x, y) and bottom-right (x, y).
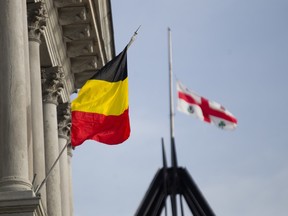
top-left (0, 0), bottom-right (115, 215)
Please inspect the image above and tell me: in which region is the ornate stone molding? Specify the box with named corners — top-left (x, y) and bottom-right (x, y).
top-left (0, 191), bottom-right (47, 216)
top-left (54, 0), bottom-right (83, 8)
top-left (58, 6), bottom-right (87, 25)
top-left (41, 0), bottom-right (115, 97)
top-left (71, 56), bottom-right (98, 73)
top-left (41, 66), bottom-right (64, 105)
top-left (57, 102), bottom-right (71, 139)
top-left (27, 1), bottom-right (47, 43)
top-left (67, 40), bottom-right (94, 57)
top-left (0, 176), bottom-right (32, 191)
top-left (63, 24), bottom-right (91, 41)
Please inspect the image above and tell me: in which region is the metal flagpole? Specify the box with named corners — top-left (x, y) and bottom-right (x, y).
top-left (35, 141), bottom-right (69, 194)
top-left (168, 27), bottom-right (175, 140)
top-left (127, 25), bottom-right (141, 49)
top-left (168, 27), bottom-right (178, 216)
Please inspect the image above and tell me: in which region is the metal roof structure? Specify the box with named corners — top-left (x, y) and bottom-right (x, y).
top-left (135, 138), bottom-right (216, 216)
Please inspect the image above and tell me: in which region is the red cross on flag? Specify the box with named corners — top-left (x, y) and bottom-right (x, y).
top-left (177, 81), bottom-right (237, 130)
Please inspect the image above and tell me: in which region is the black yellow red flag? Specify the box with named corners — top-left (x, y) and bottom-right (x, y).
top-left (71, 47), bottom-right (130, 147)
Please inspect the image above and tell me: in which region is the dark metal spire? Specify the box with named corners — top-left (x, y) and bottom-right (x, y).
top-left (162, 138), bottom-right (168, 216)
top-left (162, 138), bottom-right (167, 169)
top-left (135, 138), bottom-right (216, 216)
top-left (170, 137), bottom-right (178, 216)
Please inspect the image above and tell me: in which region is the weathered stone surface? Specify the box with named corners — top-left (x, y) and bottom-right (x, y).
top-left (42, 66), bottom-right (64, 216)
top-left (67, 40), bottom-right (94, 57)
top-left (0, 191), bottom-right (47, 216)
top-left (57, 103), bottom-right (71, 216)
top-left (71, 56), bottom-right (98, 73)
top-left (54, 0), bottom-right (83, 8)
top-left (0, 0), bottom-right (31, 192)
top-left (27, 1), bottom-right (47, 42)
top-left (28, 1), bottom-right (48, 209)
top-left (41, 66), bottom-right (64, 104)
top-left (63, 24), bottom-right (91, 41)
top-left (0, 0), bottom-right (115, 215)
top-left (57, 103), bottom-right (71, 138)
top-left (58, 7), bottom-right (87, 25)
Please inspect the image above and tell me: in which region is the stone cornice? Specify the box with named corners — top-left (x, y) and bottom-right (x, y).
top-left (41, 0), bottom-right (74, 103)
top-left (27, 1), bottom-right (47, 43)
top-left (41, 66), bottom-right (64, 104)
top-left (40, 0), bottom-right (115, 95)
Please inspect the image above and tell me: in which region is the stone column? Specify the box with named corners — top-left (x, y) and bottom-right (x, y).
top-left (0, 0), bottom-right (31, 192)
top-left (42, 66), bottom-right (64, 216)
top-left (24, 0), bottom-right (34, 184)
top-left (67, 144), bottom-right (74, 216)
top-left (58, 102), bottom-right (72, 216)
top-left (28, 1), bottom-right (47, 208)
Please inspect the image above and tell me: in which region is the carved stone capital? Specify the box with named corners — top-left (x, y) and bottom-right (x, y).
top-left (67, 144), bottom-right (73, 158)
top-left (27, 1), bottom-right (47, 42)
top-left (57, 102), bottom-right (71, 138)
top-left (41, 67), bottom-right (64, 104)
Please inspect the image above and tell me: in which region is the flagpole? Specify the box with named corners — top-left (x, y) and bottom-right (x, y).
top-left (127, 25), bottom-right (141, 49)
top-left (168, 29), bottom-right (178, 216)
top-left (168, 27), bottom-right (175, 140)
top-left (35, 141), bottom-right (69, 194)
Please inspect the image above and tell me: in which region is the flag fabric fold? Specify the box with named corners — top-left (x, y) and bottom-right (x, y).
top-left (177, 81), bottom-right (237, 130)
top-left (71, 47), bottom-right (130, 147)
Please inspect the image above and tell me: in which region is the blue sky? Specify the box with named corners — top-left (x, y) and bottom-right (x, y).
top-left (72, 0), bottom-right (288, 215)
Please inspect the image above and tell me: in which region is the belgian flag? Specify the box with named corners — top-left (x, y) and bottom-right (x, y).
top-left (71, 47), bottom-right (130, 147)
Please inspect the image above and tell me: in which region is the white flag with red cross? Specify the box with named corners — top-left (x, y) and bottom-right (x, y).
top-left (177, 81), bottom-right (237, 130)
